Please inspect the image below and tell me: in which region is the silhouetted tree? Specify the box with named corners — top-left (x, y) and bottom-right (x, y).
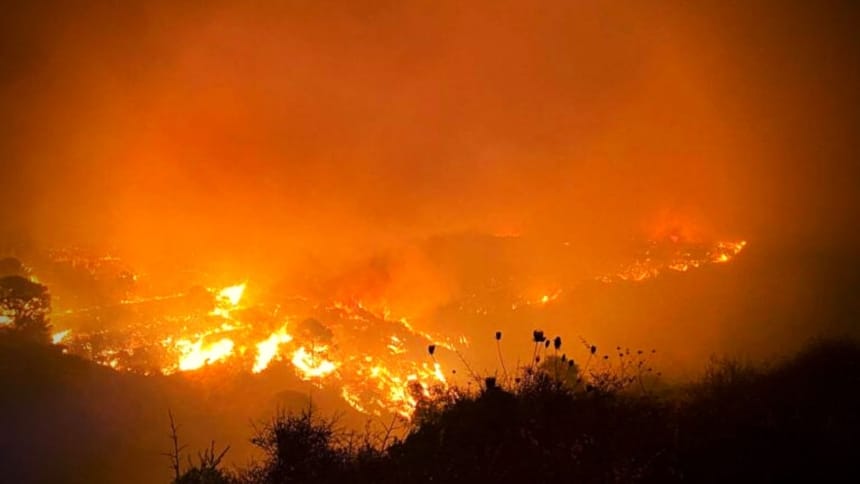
top-left (175, 442), bottom-right (233, 484)
top-left (0, 275), bottom-right (50, 343)
top-left (163, 410), bottom-right (234, 484)
top-left (153, 332), bottom-right (860, 484)
top-left (245, 406), bottom-right (347, 484)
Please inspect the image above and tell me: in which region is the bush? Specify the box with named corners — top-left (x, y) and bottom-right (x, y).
top-left (181, 334), bottom-right (860, 484)
top-left (242, 406), bottom-right (350, 484)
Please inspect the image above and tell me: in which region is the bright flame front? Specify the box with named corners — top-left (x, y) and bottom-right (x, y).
top-left (176, 337), bottom-right (236, 371)
top-left (41, 235), bottom-right (747, 419)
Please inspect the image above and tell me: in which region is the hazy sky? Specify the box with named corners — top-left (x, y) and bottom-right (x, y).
top-left (2, 0), bottom-right (858, 265)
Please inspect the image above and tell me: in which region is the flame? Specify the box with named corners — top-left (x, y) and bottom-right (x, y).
top-left (218, 283), bottom-right (246, 306)
top-left (210, 283), bottom-right (246, 319)
top-left (386, 335), bottom-right (407, 355)
top-left (176, 337), bottom-right (236, 371)
top-left (538, 290), bottom-right (562, 305)
top-left (347, 358), bottom-right (447, 417)
top-left (710, 240), bottom-right (747, 263)
top-left (607, 239), bottom-right (747, 283)
top-left (37, 238), bottom-right (746, 418)
top-left (252, 326), bottom-right (293, 373)
top-left (51, 329), bottom-right (72, 344)
top-left (340, 387), bottom-right (370, 414)
top-left (291, 346), bottom-right (338, 380)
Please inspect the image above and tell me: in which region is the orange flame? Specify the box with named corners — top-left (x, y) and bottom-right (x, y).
top-left (218, 283), bottom-right (246, 306)
top-left (291, 346), bottom-right (338, 380)
top-left (176, 337), bottom-right (236, 371)
top-left (252, 326), bottom-right (293, 373)
top-left (51, 329), bottom-right (72, 344)
top-left (41, 238), bottom-right (746, 418)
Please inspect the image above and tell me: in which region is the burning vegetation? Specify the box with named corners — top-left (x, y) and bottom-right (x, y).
top-left (2, 235), bottom-right (746, 419)
top-left (1, 1), bottom-right (858, 482)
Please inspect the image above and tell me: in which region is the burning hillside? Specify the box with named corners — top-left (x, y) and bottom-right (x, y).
top-left (1, 2), bottom-right (858, 482)
top-left (4, 234), bottom-right (746, 418)
top-left (49, 278), bottom-right (453, 418)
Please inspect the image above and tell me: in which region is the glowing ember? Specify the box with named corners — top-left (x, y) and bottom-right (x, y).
top-left (537, 290), bottom-right (562, 305)
top-left (386, 335), bottom-right (407, 355)
top-left (605, 239), bottom-right (747, 283)
top-left (710, 240), bottom-right (747, 263)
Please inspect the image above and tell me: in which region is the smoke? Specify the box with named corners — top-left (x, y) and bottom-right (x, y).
top-left (2, 0), bottom-right (859, 362)
top-left (1, 1), bottom-right (853, 252)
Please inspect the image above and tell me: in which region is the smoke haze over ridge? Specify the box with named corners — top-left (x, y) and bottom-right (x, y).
top-left (2, 1), bottom-right (858, 266)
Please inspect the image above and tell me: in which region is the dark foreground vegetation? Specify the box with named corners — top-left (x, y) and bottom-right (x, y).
top-left (3, 260), bottom-right (859, 483)
top-left (174, 335), bottom-right (860, 484)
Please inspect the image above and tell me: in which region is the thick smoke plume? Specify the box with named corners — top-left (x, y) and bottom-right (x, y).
top-left (2, 0), bottom-right (859, 364)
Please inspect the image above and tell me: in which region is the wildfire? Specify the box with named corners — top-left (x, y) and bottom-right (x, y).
top-left (51, 329), bottom-right (71, 344)
top-left (291, 346), bottom-right (338, 380)
top-left (344, 358), bottom-right (448, 417)
top-left (605, 238), bottom-right (747, 283)
top-left (387, 335), bottom-right (407, 355)
top-left (112, 283), bottom-right (451, 416)
top-left (510, 289), bottom-right (562, 311)
top-left (33, 236), bottom-right (747, 419)
top-left (252, 326), bottom-right (293, 373)
top-left (218, 283), bottom-right (246, 306)
top-left (710, 240), bottom-right (747, 263)
top-left (210, 282), bottom-right (246, 318)
top-left (176, 337), bottom-right (236, 371)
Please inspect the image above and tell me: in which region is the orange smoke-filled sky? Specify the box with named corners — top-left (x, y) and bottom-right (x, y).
top-left (1, 0), bottom-right (858, 267)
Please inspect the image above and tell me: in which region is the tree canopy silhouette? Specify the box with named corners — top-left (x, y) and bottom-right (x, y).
top-left (0, 275), bottom-right (50, 343)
